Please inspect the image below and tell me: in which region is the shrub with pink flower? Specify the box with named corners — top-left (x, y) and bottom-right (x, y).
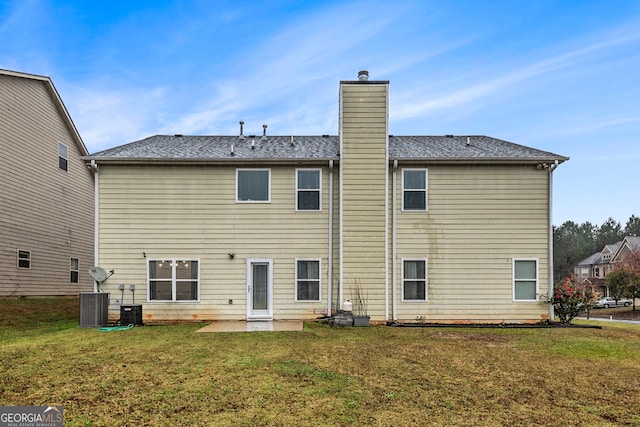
top-left (542, 278), bottom-right (599, 324)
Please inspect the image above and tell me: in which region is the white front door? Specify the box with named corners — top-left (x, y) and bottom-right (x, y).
top-left (247, 259), bottom-right (273, 320)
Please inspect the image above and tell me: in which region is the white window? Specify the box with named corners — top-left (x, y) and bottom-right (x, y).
top-left (17, 250), bottom-right (31, 269)
top-left (402, 259), bottom-right (427, 301)
top-left (148, 259), bottom-right (199, 301)
top-left (236, 169), bottom-right (270, 202)
top-left (58, 143), bottom-right (68, 171)
top-left (403, 169), bottom-right (427, 211)
top-left (295, 259), bottom-right (321, 301)
top-left (70, 258), bottom-right (79, 283)
top-left (296, 169), bottom-right (321, 211)
top-left (513, 259), bottom-right (538, 301)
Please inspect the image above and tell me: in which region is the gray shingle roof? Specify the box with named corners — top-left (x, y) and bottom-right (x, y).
top-left (85, 134), bottom-right (568, 164)
top-left (576, 252), bottom-right (603, 266)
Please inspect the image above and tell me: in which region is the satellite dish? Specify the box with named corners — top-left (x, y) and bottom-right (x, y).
top-left (88, 267), bottom-right (108, 283)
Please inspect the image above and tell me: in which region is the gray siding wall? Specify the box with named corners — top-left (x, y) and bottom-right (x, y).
top-left (0, 74), bottom-right (94, 296)
top-left (392, 163), bottom-right (551, 322)
top-left (96, 164), bottom-right (335, 321)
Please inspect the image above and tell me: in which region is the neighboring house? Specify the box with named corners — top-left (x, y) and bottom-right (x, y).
top-left (574, 243), bottom-right (621, 296)
top-left (611, 236), bottom-right (640, 266)
top-left (0, 69), bottom-right (94, 296)
top-left (84, 72), bottom-right (568, 323)
top-left (574, 236), bottom-right (640, 297)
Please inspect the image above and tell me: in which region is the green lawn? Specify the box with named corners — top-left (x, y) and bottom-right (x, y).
top-left (1, 297), bottom-right (639, 426)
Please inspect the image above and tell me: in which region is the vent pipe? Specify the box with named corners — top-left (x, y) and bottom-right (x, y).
top-left (230, 144), bottom-right (235, 156)
top-left (251, 139), bottom-right (255, 149)
top-left (358, 70), bottom-right (369, 81)
top-left (239, 121), bottom-right (245, 139)
top-left (262, 124), bottom-right (268, 140)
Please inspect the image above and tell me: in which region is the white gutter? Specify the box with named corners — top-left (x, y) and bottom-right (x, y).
top-left (384, 85), bottom-right (390, 322)
top-left (89, 160), bottom-right (99, 293)
top-left (328, 160), bottom-right (334, 315)
top-left (548, 160), bottom-right (559, 321)
top-left (392, 160), bottom-right (398, 321)
top-left (338, 87), bottom-right (344, 310)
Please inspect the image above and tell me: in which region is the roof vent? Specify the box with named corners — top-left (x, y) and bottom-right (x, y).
top-left (262, 124), bottom-right (268, 140)
top-left (466, 136), bottom-right (470, 146)
top-left (239, 121), bottom-right (245, 139)
top-left (445, 134), bottom-right (454, 138)
top-left (174, 134), bottom-right (183, 137)
top-left (230, 144), bottom-right (235, 156)
top-left (322, 134), bottom-right (329, 138)
top-left (251, 139), bottom-right (256, 149)
top-left (358, 70), bottom-right (369, 81)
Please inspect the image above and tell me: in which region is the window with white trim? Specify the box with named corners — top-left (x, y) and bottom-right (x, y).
top-left (296, 259), bottom-right (321, 301)
top-left (18, 250), bottom-right (31, 269)
top-left (402, 259), bottom-right (427, 301)
top-left (148, 259), bottom-right (199, 301)
top-left (296, 169), bottom-right (321, 211)
top-left (70, 258), bottom-right (79, 283)
top-left (236, 169), bottom-right (270, 202)
top-left (58, 143), bottom-right (68, 171)
top-left (513, 259), bottom-right (538, 301)
top-left (403, 169), bottom-right (427, 211)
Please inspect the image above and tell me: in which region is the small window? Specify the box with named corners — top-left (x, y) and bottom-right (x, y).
top-left (296, 259), bottom-right (321, 301)
top-left (70, 258), bottom-right (79, 283)
top-left (18, 250), bottom-right (31, 269)
top-left (237, 169), bottom-right (270, 202)
top-left (403, 169), bottom-right (427, 211)
top-left (402, 259), bottom-right (427, 301)
top-left (513, 259), bottom-right (538, 301)
top-left (296, 169), bottom-right (321, 211)
top-left (58, 143), bottom-right (68, 171)
top-left (148, 259), bottom-right (199, 301)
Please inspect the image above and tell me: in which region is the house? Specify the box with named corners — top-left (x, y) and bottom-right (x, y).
top-left (84, 71), bottom-right (568, 323)
top-left (574, 236), bottom-right (640, 296)
top-left (611, 236), bottom-right (640, 266)
top-left (574, 242), bottom-right (621, 296)
top-left (0, 69), bottom-right (94, 296)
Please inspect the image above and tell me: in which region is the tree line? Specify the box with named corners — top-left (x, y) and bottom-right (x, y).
top-left (553, 215), bottom-right (640, 281)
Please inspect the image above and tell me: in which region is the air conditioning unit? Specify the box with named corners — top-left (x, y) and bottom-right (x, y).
top-left (79, 293), bottom-right (109, 327)
top-left (120, 304), bottom-right (143, 326)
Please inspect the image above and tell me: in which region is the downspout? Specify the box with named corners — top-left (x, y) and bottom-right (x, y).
top-left (88, 160), bottom-right (99, 293)
top-left (392, 160), bottom-right (398, 321)
top-left (328, 160), bottom-right (334, 316)
top-left (548, 160), bottom-right (559, 321)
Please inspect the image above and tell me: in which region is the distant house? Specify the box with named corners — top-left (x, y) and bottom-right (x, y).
top-left (84, 71), bottom-right (568, 323)
top-left (0, 69), bottom-right (94, 296)
top-left (574, 242), bottom-right (621, 296)
top-left (574, 236), bottom-right (640, 296)
top-left (611, 236), bottom-right (640, 266)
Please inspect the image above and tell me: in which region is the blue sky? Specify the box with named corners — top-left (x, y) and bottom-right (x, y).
top-left (1, 0), bottom-right (639, 226)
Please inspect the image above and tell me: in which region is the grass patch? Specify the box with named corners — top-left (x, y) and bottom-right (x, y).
top-left (1, 298), bottom-right (640, 426)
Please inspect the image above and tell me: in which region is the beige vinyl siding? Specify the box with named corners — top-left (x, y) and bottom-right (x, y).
top-left (393, 164), bottom-right (551, 323)
top-left (97, 164), bottom-right (332, 321)
top-left (340, 83), bottom-right (388, 320)
top-left (0, 74), bottom-right (94, 296)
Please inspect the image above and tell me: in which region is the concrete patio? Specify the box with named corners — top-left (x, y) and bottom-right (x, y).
top-left (196, 320), bottom-right (304, 333)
